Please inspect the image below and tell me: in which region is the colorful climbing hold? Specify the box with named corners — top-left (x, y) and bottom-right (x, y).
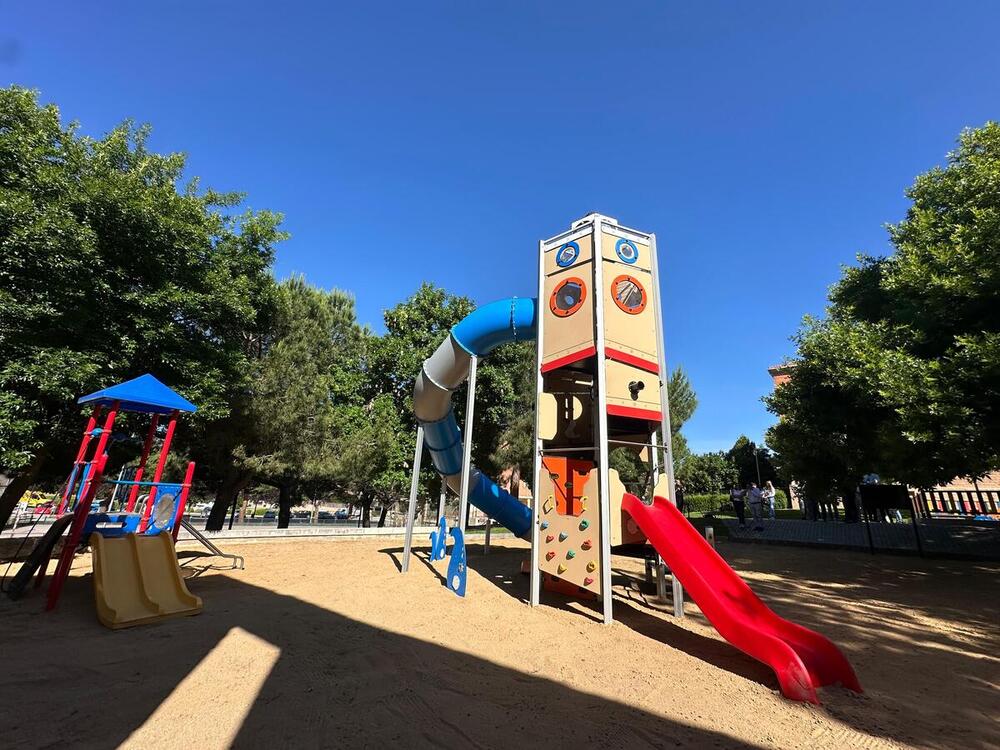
top-left (586, 561), bottom-right (596, 572)
top-left (540, 520), bottom-right (549, 530)
top-left (579, 519), bottom-right (589, 530)
top-left (557, 563), bottom-right (567, 574)
top-left (558, 532), bottom-right (568, 542)
top-left (566, 550), bottom-right (576, 559)
top-left (581, 539), bottom-right (592, 550)
top-left (584, 577), bottom-right (594, 586)
top-left (546, 551), bottom-right (555, 561)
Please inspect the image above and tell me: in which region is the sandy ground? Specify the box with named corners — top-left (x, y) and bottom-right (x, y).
top-left (1, 537), bottom-right (997, 750)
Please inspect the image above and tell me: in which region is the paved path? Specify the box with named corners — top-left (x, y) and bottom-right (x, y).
top-left (722, 517), bottom-right (1000, 559)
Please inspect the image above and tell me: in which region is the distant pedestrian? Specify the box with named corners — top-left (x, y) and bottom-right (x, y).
top-left (747, 482), bottom-right (764, 531)
top-left (762, 481), bottom-right (777, 520)
top-left (729, 484), bottom-right (746, 528)
top-left (674, 481), bottom-right (686, 514)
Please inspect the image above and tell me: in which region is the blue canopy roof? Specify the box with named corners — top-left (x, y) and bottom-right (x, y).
top-left (78, 374), bottom-right (198, 415)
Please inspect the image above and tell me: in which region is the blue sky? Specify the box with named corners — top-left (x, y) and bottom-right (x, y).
top-left (4, 2), bottom-right (998, 452)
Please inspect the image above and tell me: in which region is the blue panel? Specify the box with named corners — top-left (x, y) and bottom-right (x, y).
top-left (429, 517), bottom-right (448, 561)
top-left (422, 411), bottom-right (464, 476)
top-left (450, 298), bottom-right (537, 356)
top-left (446, 527), bottom-right (467, 597)
top-left (83, 512), bottom-right (142, 538)
top-left (78, 373), bottom-right (198, 414)
top-left (145, 484), bottom-right (183, 535)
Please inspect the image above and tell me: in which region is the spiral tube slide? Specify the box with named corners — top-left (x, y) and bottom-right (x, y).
top-left (413, 298), bottom-right (537, 538)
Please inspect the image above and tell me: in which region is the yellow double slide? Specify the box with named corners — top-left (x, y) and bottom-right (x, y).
top-left (91, 532), bottom-right (202, 629)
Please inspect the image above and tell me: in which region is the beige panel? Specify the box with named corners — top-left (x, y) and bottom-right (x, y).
top-left (542, 370), bottom-right (593, 445)
top-left (601, 231), bottom-right (651, 273)
top-left (537, 469), bottom-right (602, 594)
top-left (608, 469), bottom-right (648, 546)
top-left (537, 393), bottom-right (558, 440)
top-left (602, 264), bottom-right (659, 363)
top-left (653, 473), bottom-right (672, 503)
top-left (544, 234), bottom-right (593, 276)
top-left (542, 268), bottom-right (595, 366)
top-left (605, 359), bottom-right (661, 415)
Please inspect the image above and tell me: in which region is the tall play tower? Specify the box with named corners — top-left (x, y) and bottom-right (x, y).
top-left (402, 212), bottom-right (861, 702)
top-left (529, 213), bottom-right (677, 623)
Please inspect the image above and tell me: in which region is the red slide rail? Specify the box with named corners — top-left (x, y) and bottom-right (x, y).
top-left (622, 494), bottom-right (862, 703)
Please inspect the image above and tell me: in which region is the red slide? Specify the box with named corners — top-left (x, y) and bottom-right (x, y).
top-left (623, 494), bottom-right (862, 704)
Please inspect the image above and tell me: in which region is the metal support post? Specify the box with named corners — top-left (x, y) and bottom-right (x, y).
top-left (650, 233), bottom-right (684, 618)
top-left (401, 426), bottom-right (425, 573)
top-left (592, 219), bottom-right (614, 625)
top-left (529, 239), bottom-right (545, 609)
top-left (457, 356), bottom-right (478, 533)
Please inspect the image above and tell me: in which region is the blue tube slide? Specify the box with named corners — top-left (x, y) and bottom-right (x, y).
top-left (412, 297), bottom-right (537, 538)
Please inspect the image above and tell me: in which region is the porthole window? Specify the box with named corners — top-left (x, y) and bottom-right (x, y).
top-left (615, 238), bottom-right (639, 265)
top-left (555, 241), bottom-right (580, 268)
top-left (611, 274), bottom-right (646, 315)
top-left (549, 277), bottom-right (587, 318)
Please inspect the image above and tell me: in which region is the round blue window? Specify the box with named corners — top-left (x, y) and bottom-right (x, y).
top-left (555, 241), bottom-right (580, 267)
top-left (615, 238), bottom-right (639, 264)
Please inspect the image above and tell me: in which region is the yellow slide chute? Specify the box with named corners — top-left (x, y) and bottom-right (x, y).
top-left (91, 532), bottom-right (202, 629)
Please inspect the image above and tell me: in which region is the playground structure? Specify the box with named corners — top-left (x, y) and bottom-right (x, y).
top-left (6, 374), bottom-right (207, 628)
top-left (402, 213), bottom-right (862, 703)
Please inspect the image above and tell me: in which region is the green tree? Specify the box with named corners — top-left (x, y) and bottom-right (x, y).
top-left (206, 277), bottom-right (364, 529)
top-left (767, 122), bottom-right (1000, 501)
top-left (726, 435), bottom-right (778, 488)
top-left (0, 87), bottom-right (283, 527)
top-left (678, 451), bottom-right (738, 495)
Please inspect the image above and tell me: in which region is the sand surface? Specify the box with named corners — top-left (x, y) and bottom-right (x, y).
top-left (1, 537), bottom-right (997, 749)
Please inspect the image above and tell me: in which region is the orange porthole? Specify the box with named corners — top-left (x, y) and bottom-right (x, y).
top-left (611, 274), bottom-right (646, 314)
top-left (549, 277), bottom-right (587, 317)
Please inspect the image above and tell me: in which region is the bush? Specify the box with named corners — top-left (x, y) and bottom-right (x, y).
top-left (683, 489), bottom-right (789, 514)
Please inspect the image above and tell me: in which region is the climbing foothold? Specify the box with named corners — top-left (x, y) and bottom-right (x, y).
top-left (566, 550), bottom-right (576, 559)
top-left (557, 564), bottom-right (567, 574)
top-left (540, 520), bottom-right (549, 530)
top-left (545, 534), bottom-right (554, 543)
top-left (584, 577), bottom-right (594, 586)
top-left (546, 551), bottom-right (555, 560)
top-left (558, 532), bottom-right (568, 542)
top-left (580, 495), bottom-right (588, 511)
top-left (586, 561), bottom-right (596, 572)
top-left (581, 539), bottom-right (592, 550)
top-left (579, 519), bottom-right (589, 530)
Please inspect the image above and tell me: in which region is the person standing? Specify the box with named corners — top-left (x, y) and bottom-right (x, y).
top-left (762, 481), bottom-right (777, 520)
top-left (748, 482), bottom-right (764, 531)
top-left (729, 484), bottom-right (746, 528)
top-left (674, 480), bottom-right (686, 515)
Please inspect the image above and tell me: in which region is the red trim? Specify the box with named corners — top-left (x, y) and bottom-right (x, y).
top-left (605, 347), bottom-right (659, 374)
top-left (607, 404), bottom-right (662, 422)
top-left (541, 345), bottom-right (597, 373)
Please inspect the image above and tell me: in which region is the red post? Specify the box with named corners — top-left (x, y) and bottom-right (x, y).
top-left (172, 461), bottom-right (196, 542)
top-left (126, 414), bottom-right (160, 512)
top-left (45, 452), bottom-right (109, 611)
top-left (57, 405), bottom-right (102, 516)
top-left (139, 410), bottom-right (178, 532)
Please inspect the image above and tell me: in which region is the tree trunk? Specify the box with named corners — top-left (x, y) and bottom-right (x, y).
top-left (360, 493), bottom-right (372, 528)
top-left (277, 482), bottom-right (294, 529)
top-left (0, 449), bottom-right (49, 529)
top-left (206, 469), bottom-right (252, 531)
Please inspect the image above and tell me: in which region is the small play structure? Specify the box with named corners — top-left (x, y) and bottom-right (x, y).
top-left (6, 374), bottom-right (210, 628)
top-left (402, 213), bottom-right (862, 703)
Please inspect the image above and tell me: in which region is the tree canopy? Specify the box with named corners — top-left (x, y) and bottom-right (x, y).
top-left (767, 122), bottom-right (1000, 497)
top-left (0, 86), bottom-right (283, 525)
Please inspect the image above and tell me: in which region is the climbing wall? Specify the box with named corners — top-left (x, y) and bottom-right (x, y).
top-left (536, 457), bottom-right (602, 595)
